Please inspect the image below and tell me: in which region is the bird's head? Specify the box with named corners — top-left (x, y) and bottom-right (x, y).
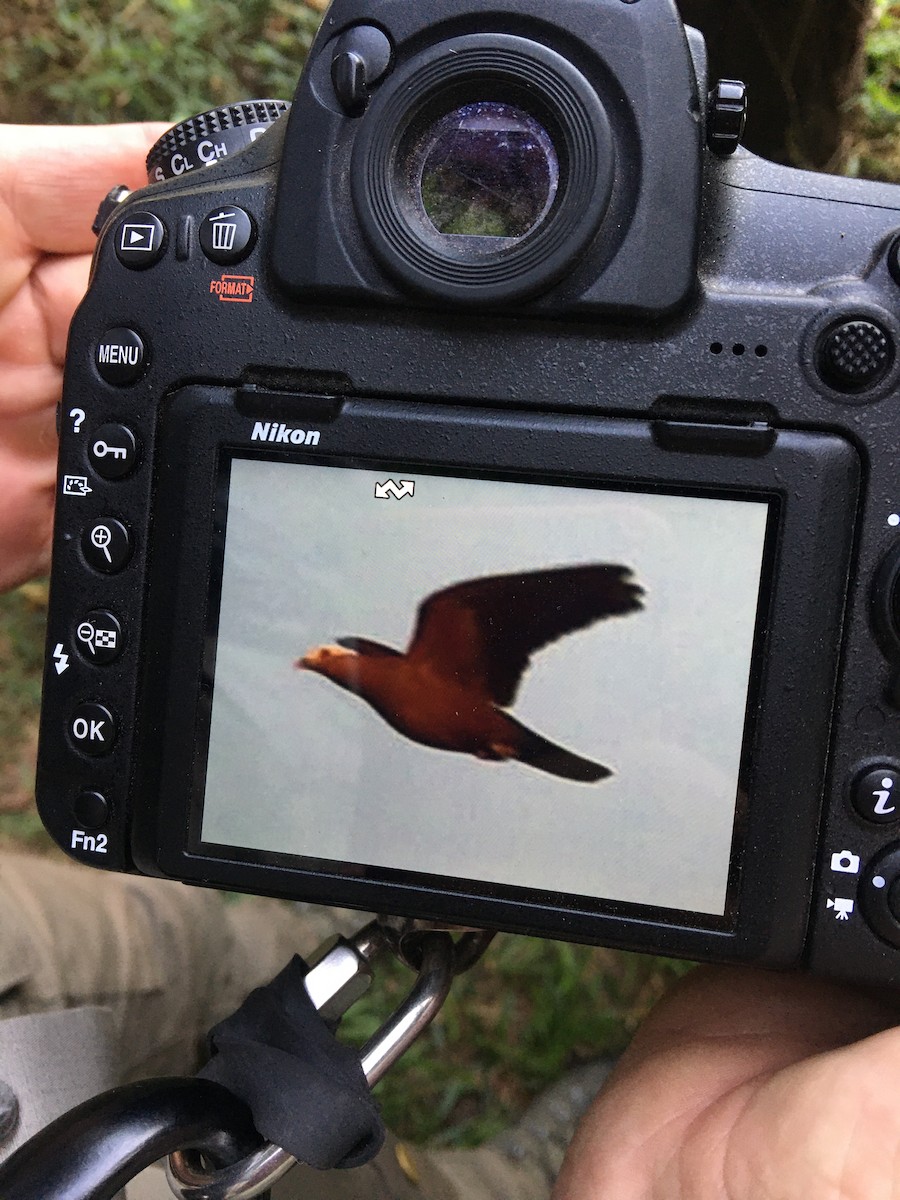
top-left (295, 643), bottom-right (360, 686)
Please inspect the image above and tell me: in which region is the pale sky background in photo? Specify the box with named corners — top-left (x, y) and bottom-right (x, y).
top-left (202, 457), bottom-right (770, 916)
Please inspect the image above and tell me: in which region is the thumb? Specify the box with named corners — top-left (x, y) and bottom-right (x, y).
top-left (1, 122), bottom-right (169, 256)
top-left (554, 966), bottom-right (900, 1200)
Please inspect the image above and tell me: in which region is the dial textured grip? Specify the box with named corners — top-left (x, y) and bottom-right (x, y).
top-left (146, 100), bottom-right (290, 182)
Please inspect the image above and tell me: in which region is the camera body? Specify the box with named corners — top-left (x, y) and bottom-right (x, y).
top-left (36, 0), bottom-right (900, 986)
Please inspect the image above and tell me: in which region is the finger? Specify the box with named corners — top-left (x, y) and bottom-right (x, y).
top-left (0, 254), bottom-right (91, 389)
top-left (554, 967), bottom-right (900, 1200)
top-left (31, 252), bottom-right (92, 366)
top-left (720, 1028), bottom-right (900, 1200)
top-left (0, 362), bottom-right (62, 419)
top-left (1, 123), bottom-right (168, 256)
top-left (0, 409), bottom-right (57, 590)
top-left (627, 965), bottom-right (900, 1063)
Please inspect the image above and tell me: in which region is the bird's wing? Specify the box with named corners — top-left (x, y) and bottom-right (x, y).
top-left (336, 637), bottom-right (402, 658)
top-left (405, 564), bottom-right (643, 706)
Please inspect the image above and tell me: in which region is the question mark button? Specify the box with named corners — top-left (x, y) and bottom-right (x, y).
top-left (94, 328), bottom-right (146, 386)
top-left (88, 424), bottom-right (138, 480)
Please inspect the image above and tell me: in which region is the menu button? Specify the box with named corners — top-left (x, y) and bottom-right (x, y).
top-left (95, 328), bottom-right (146, 386)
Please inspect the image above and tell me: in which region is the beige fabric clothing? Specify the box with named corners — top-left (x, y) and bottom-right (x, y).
top-left (0, 851), bottom-right (355, 1081)
top-left (129, 1136), bottom-right (462, 1200)
top-left (0, 1006), bottom-right (118, 1160)
top-left (0, 852), bottom-right (549, 1200)
top-left (128, 1134), bottom-right (541, 1200)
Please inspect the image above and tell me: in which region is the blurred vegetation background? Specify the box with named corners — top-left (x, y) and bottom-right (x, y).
top-left (0, 0), bottom-right (897, 1147)
top-left (848, 0), bottom-right (900, 178)
top-left (0, 0), bottom-right (897, 179)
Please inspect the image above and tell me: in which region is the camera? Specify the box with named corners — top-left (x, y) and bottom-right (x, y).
top-left (36, 0), bottom-right (900, 986)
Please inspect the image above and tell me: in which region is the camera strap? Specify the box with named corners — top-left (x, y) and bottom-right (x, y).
top-left (197, 955), bottom-right (384, 1170)
top-left (169, 920), bottom-right (495, 1199)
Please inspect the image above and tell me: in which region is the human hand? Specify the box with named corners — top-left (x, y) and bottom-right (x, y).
top-left (0, 122), bottom-right (166, 590)
top-left (554, 964), bottom-right (900, 1199)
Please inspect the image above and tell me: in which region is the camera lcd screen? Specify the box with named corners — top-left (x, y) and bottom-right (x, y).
top-left (198, 456), bottom-right (771, 920)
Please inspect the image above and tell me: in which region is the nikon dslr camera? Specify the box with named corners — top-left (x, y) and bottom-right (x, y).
top-left (36, 0), bottom-right (900, 986)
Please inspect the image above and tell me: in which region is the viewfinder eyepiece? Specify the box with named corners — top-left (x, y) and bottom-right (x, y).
top-left (413, 102), bottom-right (559, 244)
top-left (351, 34), bottom-right (615, 306)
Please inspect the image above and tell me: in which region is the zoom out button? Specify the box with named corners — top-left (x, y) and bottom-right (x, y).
top-left (75, 611), bottom-right (124, 665)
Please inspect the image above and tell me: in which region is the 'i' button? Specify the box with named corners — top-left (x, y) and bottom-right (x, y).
top-left (95, 328), bottom-right (146, 386)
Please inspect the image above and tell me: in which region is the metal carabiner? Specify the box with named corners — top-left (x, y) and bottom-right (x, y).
top-left (166, 921), bottom-right (473, 1200)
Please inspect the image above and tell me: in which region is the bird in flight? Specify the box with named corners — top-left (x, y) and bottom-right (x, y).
top-left (297, 564), bottom-right (643, 783)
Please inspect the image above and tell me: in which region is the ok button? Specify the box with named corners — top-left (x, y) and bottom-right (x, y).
top-left (69, 703), bottom-right (117, 756)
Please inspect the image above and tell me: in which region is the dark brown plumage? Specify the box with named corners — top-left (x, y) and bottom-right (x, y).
top-left (296, 564), bottom-right (643, 783)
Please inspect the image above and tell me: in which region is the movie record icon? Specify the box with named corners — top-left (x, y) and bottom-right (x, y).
top-left (75, 611), bottom-right (123, 665)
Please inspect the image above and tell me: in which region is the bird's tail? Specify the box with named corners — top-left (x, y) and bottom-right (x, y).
top-left (509, 718), bottom-right (612, 784)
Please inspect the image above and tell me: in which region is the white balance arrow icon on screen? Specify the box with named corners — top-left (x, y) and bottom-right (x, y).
top-left (374, 480), bottom-right (415, 500)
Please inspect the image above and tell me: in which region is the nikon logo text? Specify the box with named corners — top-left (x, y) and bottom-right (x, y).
top-left (251, 422), bottom-right (320, 446)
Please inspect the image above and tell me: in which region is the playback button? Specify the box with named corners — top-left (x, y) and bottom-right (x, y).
top-left (114, 211), bottom-right (166, 269)
top-left (88, 424), bottom-right (138, 480)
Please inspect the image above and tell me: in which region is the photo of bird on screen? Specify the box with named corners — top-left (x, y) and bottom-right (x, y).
top-left (296, 564), bottom-right (643, 782)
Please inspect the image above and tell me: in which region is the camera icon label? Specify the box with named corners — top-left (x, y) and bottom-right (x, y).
top-left (830, 849), bottom-right (861, 875)
top-left (62, 475), bottom-right (92, 497)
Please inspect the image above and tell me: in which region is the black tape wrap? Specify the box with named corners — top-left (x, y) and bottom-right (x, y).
top-left (197, 956), bottom-right (385, 1169)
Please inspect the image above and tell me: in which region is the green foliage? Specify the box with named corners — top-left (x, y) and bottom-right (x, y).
top-left (846, 0), bottom-right (900, 180)
top-left (0, 0), bottom-right (322, 125)
top-left (339, 935), bottom-right (691, 1146)
top-left (861, 0), bottom-right (900, 122)
top-left (1, 0), bottom-right (898, 183)
top-left (0, 585), bottom-right (53, 850)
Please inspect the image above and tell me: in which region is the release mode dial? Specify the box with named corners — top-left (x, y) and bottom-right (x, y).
top-left (146, 100), bottom-right (291, 182)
